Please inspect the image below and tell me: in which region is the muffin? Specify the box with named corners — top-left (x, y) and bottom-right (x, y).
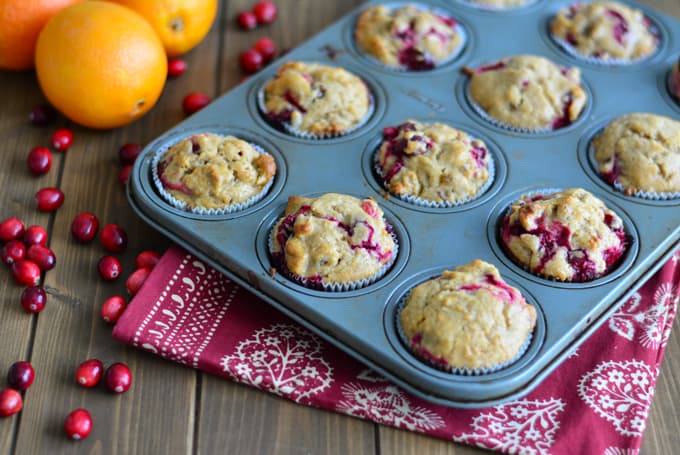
top-left (155, 133), bottom-right (276, 212)
top-left (261, 61), bottom-right (372, 137)
top-left (400, 259), bottom-right (537, 372)
top-left (270, 193), bottom-right (397, 290)
top-left (355, 5), bottom-right (463, 70)
top-left (375, 120), bottom-right (492, 205)
top-left (593, 113), bottom-right (680, 197)
top-left (465, 54), bottom-right (587, 131)
top-left (466, 0), bottom-right (535, 9)
top-left (499, 188), bottom-right (627, 282)
top-left (550, 1), bottom-right (658, 62)
top-left (671, 57), bottom-right (680, 102)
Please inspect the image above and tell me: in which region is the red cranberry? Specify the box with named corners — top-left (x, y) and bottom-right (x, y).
top-left (0, 217), bottom-right (25, 243)
top-left (75, 359), bottom-right (104, 388)
top-left (35, 187), bottom-right (64, 212)
top-left (29, 104), bottom-right (54, 127)
top-left (100, 224), bottom-right (128, 253)
top-left (253, 1), bottom-right (277, 25)
top-left (98, 256), bottom-right (122, 281)
top-left (254, 37), bottom-right (276, 62)
top-left (21, 286), bottom-right (46, 313)
top-left (7, 361), bottom-right (35, 391)
top-left (167, 58), bottom-right (187, 78)
top-left (64, 408), bottom-right (92, 440)
top-left (118, 143), bottom-right (143, 165)
top-left (126, 267), bottom-right (151, 296)
top-left (71, 212), bottom-right (99, 243)
top-left (26, 244), bottom-right (56, 271)
top-left (119, 164), bottom-right (133, 186)
top-left (237, 11), bottom-right (257, 30)
top-left (135, 250), bottom-right (161, 269)
top-left (101, 295), bottom-right (127, 324)
top-left (27, 146), bottom-right (53, 176)
top-left (0, 389), bottom-right (22, 417)
top-left (23, 225), bottom-right (48, 246)
top-left (240, 49), bottom-right (264, 73)
top-left (11, 260), bottom-right (41, 286)
top-left (103, 362), bottom-right (132, 394)
top-left (182, 92), bottom-right (211, 115)
top-left (1, 240), bottom-right (26, 266)
top-left (51, 128), bottom-right (73, 152)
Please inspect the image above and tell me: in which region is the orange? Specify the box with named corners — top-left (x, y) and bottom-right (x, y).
top-left (35, 1), bottom-right (167, 129)
top-left (108, 0), bottom-right (218, 57)
top-left (0, 0), bottom-right (85, 71)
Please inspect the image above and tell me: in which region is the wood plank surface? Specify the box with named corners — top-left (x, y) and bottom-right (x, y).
top-left (0, 1), bottom-right (678, 454)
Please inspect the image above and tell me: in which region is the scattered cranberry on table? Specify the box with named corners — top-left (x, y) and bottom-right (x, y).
top-left (64, 408), bottom-right (93, 440)
top-left (71, 212), bottom-right (99, 243)
top-left (0, 388), bottom-right (22, 417)
top-left (254, 37), bottom-right (276, 62)
top-left (237, 10), bottom-right (257, 30)
top-left (29, 104), bottom-right (54, 127)
top-left (100, 224), bottom-right (128, 253)
top-left (26, 244), bottom-right (56, 271)
top-left (182, 92), bottom-right (211, 115)
top-left (11, 260), bottom-right (41, 287)
top-left (98, 256), bottom-right (122, 281)
top-left (75, 359), bottom-right (104, 388)
top-left (20, 286), bottom-right (47, 314)
top-left (103, 363), bottom-right (132, 394)
top-left (118, 143), bottom-right (143, 166)
top-left (0, 217), bottom-right (26, 243)
top-left (126, 267), bottom-right (151, 296)
top-left (167, 58), bottom-right (187, 78)
top-left (1, 240), bottom-right (26, 266)
top-left (35, 187), bottom-right (65, 212)
top-left (7, 361), bottom-right (35, 391)
top-left (240, 49), bottom-right (264, 73)
top-left (119, 164), bottom-right (133, 186)
top-left (26, 146), bottom-right (53, 176)
top-left (135, 250), bottom-right (161, 269)
top-left (101, 295), bottom-right (127, 324)
top-left (23, 225), bottom-right (48, 246)
top-left (253, 1), bottom-right (277, 25)
top-left (51, 128), bottom-right (73, 152)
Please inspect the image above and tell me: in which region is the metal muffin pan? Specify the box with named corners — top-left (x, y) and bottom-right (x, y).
top-left (128, 0), bottom-right (680, 407)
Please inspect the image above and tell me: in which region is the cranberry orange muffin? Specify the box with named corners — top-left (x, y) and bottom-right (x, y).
top-left (593, 113), bottom-right (680, 196)
top-left (466, 55), bottom-right (587, 131)
top-left (354, 5), bottom-right (463, 71)
top-left (270, 193), bottom-right (397, 290)
top-left (550, 1), bottom-right (658, 62)
top-left (467, 0), bottom-right (535, 10)
top-left (400, 259), bottom-right (537, 372)
top-left (261, 61), bottom-right (372, 137)
top-left (500, 188), bottom-right (627, 282)
top-left (375, 120), bottom-right (492, 205)
top-left (155, 133), bottom-right (276, 212)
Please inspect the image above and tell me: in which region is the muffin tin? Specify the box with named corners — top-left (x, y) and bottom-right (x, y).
top-left (127, 0), bottom-right (680, 407)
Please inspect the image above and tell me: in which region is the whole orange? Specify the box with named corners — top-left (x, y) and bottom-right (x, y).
top-left (35, 1), bottom-right (167, 129)
top-left (108, 0), bottom-right (218, 57)
top-left (0, 0), bottom-right (85, 71)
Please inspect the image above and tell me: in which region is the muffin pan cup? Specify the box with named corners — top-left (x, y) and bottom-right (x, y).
top-left (128, 0), bottom-right (680, 408)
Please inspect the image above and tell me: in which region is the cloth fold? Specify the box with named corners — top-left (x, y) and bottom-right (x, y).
top-left (113, 246), bottom-right (680, 454)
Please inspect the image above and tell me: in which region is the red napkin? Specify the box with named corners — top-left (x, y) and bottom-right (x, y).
top-left (113, 246), bottom-right (680, 454)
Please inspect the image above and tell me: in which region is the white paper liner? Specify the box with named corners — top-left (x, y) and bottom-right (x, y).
top-left (355, 18), bottom-right (468, 72)
top-left (257, 75), bottom-right (375, 140)
top-left (152, 140), bottom-right (275, 215)
top-left (550, 34), bottom-right (659, 66)
top-left (373, 136), bottom-right (496, 208)
top-left (460, 0), bottom-right (539, 11)
top-left (268, 217), bottom-right (399, 292)
top-left (395, 292), bottom-right (533, 375)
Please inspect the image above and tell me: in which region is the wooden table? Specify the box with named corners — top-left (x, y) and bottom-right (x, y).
top-left (1, 1), bottom-right (679, 453)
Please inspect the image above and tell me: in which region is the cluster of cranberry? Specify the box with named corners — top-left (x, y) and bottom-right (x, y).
top-left (237, 1), bottom-right (279, 74)
top-left (0, 358), bottom-right (133, 441)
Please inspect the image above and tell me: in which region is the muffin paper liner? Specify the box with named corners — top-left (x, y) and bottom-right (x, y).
top-left (373, 137), bottom-right (496, 208)
top-left (268, 219), bottom-right (399, 292)
top-left (395, 292), bottom-right (533, 375)
top-left (152, 141), bottom-right (275, 215)
top-left (549, 34), bottom-right (659, 66)
top-left (257, 79), bottom-right (375, 140)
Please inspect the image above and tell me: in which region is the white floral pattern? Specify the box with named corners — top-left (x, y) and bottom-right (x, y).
top-left (602, 448), bottom-right (639, 455)
top-left (221, 323), bottom-right (333, 403)
top-left (578, 360), bottom-right (655, 437)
